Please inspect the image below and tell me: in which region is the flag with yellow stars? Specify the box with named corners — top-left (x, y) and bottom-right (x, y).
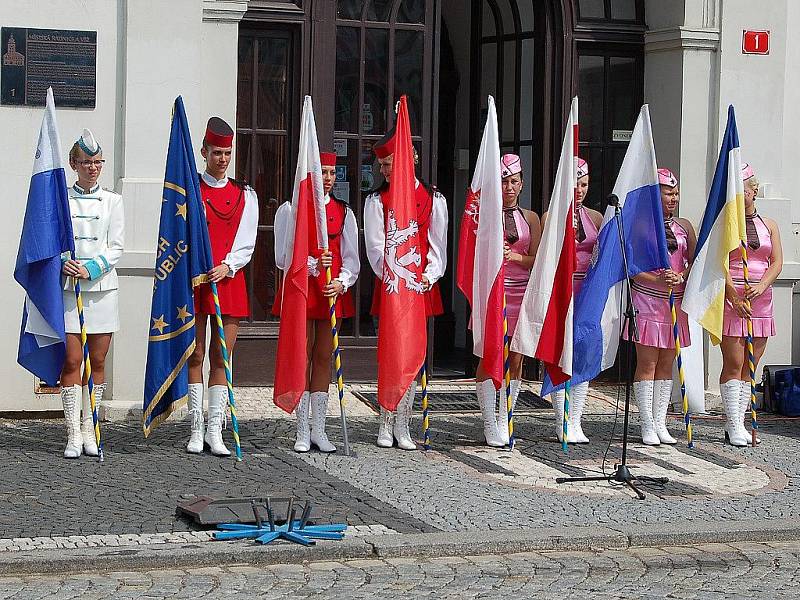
top-left (143, 97), bottom-right (214, 436)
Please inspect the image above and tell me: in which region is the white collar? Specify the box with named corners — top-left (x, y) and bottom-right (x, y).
top-left (324, 193), bottom-right (331, 206)
top-left (73, 182), bottom-right (100, 195)
top-left (202, 171), bottom-right (228, 188)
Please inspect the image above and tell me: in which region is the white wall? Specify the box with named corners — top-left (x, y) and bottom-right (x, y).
top-left (0, 0), bottom-right (243, 411)
top-left (0, 1), bottom-right (120, 410)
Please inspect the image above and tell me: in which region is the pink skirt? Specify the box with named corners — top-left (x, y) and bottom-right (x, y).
top-left (504, 277), bottom-right (527, 338)
top-left (722, 283), bottom-right (775, 338)
top-left (623, 289), bottom-right (690, 349)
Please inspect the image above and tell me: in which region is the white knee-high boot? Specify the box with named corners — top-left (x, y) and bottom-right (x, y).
top-left (393, 382), bottom-right (417, 451)
top-left (61, 385), bottom-right (82, 459)
top-left (81, 383), bottom-right (105, 457)
top-left (652, 380), bottom-right (677, 444)
top-left (204, 385), bottom-right (231, 456)
top-left (739, 380), bottom-right (760, 444)
top-left (552, 390), bottom-right (566, 443)
top-left (569, 382), bottom-right (590, 444)
top-left (477, 380), bottom-right (503, 447)
top-left (721, 379), bottom-right (747, 447)
top-left (634, 380), bottom-right (660, 445)
top-left (497, 380), bottom-right (521, 445)
top-left (186, 383), bottom-right (205, 454)
top-left (293, 391), bottom-right (311, 452)
top-left (376, 408), bottom-right (394, 448)
top-left (310, 391), bottom-right (336, 453)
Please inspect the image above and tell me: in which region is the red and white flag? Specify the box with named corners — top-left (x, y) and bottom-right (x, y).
top-left (274, 96), bottom-right (325, 413)
top-left (377, 96), bottom-right (427, 411)
top-left (456, 96), bottom-right (505, 389)
top-left (510, 97), bottom-right (578, 386)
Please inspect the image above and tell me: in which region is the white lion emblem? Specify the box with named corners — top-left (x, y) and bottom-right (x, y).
top-left (383, 209), bottom-right (424, 295)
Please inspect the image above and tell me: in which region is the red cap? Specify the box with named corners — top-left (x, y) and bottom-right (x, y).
top-left (373, 128), bottom-right (396, 159)
top-left (204, 116), bottom-right (234, 148)
top-left (320, 152), bottom-right (337, 167)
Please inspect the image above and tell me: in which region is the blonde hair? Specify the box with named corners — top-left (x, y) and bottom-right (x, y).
top-left (746, 176), bottom-right (760, 195)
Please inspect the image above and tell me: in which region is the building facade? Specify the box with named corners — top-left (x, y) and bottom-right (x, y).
top-left (0, 0), bottom-right (797, 412)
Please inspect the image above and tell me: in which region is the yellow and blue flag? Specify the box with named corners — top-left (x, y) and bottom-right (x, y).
top-left (682, 105), bottom-right (745, 345)
top-left (143, 97), bottom-right (213, 436)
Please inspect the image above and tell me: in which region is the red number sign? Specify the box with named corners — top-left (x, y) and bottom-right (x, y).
top-left (742, 30), bottom-right (770, 55)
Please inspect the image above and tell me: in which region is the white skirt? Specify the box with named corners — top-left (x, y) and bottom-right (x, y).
top-left (63, 289), bottom-right (120, 334)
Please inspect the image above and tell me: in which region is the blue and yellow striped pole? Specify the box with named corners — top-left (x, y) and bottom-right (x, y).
top-left (562, 380), bottom-right (570, 452)
top-left (72, 268), bottom-right (103, 463)
top-left (209, 281), bottom-right (242, 461)
top-left (669, 289), bottom-right (693, 448)
top-left (421, 362), bottom-right (430, 450)
top-left (325, 266), bottom-right (351, 456)
top-left (502, 293), bottom-right (514, 450)
top-left (739, 242), bottom-right (758, 447)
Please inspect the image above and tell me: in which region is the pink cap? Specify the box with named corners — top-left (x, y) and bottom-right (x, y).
top-left (501, 154), bottom-right (522, 178)
top-left (742, 162), bottom-right (755, 180)
top-left (576, 157), bottom-right (588, 179)
top-left (657, 168), bottom-right (678, 187)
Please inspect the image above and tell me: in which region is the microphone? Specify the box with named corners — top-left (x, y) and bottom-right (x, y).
top-left (607, 193), bottom-right (620, 207)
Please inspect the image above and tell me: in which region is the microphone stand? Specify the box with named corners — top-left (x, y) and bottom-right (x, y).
top-left (555, 194), bottom-right (669, 500)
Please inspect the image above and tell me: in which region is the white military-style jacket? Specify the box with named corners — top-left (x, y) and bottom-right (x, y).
top-left (62, 183), bottom-right (125, 292)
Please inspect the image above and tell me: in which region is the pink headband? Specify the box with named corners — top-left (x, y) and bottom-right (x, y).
top-left (657, 168), bottom-right (678, 187)
top-left (576, 158), bottom-right (588, 179)
top-left (742, 163), bottom-right (755, 180)
top-left (501, 154), bottom-right (522, 178)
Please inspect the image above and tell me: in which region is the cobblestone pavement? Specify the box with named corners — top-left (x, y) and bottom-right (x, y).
top-left (0, 382), bottom-right (797, 545)
top-left (0, 541), bottom-right (797, 598)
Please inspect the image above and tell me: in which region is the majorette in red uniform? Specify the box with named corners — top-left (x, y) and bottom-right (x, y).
top-left (364, 127), bottom-right (448, 450)
top-left (273, 152), bottom-right (360, 453)
top-left (186, 117), bottom-right (259, 457)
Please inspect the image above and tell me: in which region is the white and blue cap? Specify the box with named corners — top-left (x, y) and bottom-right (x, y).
top-left (77, 128), bottom-right (101, 157)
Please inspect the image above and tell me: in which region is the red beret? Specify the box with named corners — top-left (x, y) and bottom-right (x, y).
top-left (320, 152), bottom-right (337, 167)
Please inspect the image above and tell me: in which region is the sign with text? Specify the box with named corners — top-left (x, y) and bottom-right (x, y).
top-left (1, 27), bottom-right (97, 108)
top-left (742, 30), bottom-right (770, 55)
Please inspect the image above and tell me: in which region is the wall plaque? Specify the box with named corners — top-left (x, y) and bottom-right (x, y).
top-left (1, 27), bottom-right (97, 108)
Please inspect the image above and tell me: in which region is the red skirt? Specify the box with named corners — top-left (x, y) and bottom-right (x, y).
top-left (370, 277), bottom-right (443, 317)
top-left (194, 270), bottom-right (250, 318)
top-left (272, 281), bottom-right (356, 320)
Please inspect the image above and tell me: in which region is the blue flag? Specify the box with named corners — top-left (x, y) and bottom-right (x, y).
top-left (14, 88), bottom-right (74, 387)
top-left (542, 105), bottom-right (669, 395)
top-left (143, 97), bottom-right (213, 436)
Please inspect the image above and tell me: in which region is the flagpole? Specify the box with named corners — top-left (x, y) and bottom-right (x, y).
top-left (209, 281), bottom-right (242, 461)
top-left (420, 361), bottom-right (431, 450)
top-left (669, 289), bottom-right (693, 448)
top-left (325, 266), bottom-right (351, 456)
top-left (738, 242), bottom-right (758, 447)
top-left (562, 381), bottom-right (570, 452)
top-left (72, 273), bottom-right (103, 463)
top-left (502, 293), bottom-right (515, 450)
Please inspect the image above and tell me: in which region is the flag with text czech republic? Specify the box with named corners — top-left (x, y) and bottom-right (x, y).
top-left (143, 97), bottom-right (214, 436)
top-left (274, 96), bottom-right (325, 414)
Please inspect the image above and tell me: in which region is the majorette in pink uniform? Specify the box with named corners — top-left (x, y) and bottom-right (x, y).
top-left (574, 207), bottom-right (599, 297)
top-left (503, 206), bottom-right (531, 337)
top-left (625, 169), bottom-right (690, 349)
top-left (723, 212), bottom-right (775, 338)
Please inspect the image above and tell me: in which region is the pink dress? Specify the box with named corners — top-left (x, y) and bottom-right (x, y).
top-left (624, 218), bottom-right (690, 348)
top-left (504, 207), bottom-right (531, 337)
top-left (723, 214), bottom-right (775, 337)
top-left (574, 206), bottom-right (599, 297)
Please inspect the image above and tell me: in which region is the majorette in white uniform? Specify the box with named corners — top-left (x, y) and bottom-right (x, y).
top-left (273, 151), bottom-right (360, 453)
top-left (59, 129), bottom-right (124, 459)
top-left (363, 127), bottom-right (448, 451)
